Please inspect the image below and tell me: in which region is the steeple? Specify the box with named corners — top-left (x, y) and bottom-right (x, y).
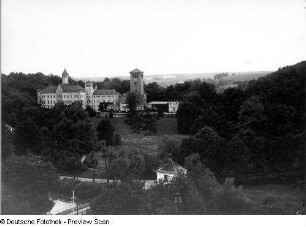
top-left (62, 68), bottom-right (69, 84)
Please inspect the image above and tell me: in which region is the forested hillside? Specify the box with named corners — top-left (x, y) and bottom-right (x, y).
top-left (1, 72), bottom-right (130, 214)
top-left (175, 61), bottom-right (305, 183)
top-left (1, 62), bottom-right (305, 214)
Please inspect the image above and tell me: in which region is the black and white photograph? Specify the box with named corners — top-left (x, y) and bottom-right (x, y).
top-left (0, 0), bottom-right (305, 221)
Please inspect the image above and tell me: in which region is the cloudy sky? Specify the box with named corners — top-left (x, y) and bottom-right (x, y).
top-left (1, 0), bottom-right (305, 77)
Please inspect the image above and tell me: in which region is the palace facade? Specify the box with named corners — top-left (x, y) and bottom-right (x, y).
top-left (37, 68), bottom-right (147, 111)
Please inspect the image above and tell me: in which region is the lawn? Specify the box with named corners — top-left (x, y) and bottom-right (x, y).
top-left (90, 116), bottom-right (180, 136)
top-left (244, 184), bottom-right (305, 214)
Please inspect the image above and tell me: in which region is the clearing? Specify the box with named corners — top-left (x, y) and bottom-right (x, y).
top-left (77, 116), bottom-right (187, 178)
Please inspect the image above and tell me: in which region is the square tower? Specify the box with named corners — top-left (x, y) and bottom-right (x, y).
top-left (130, 68), bottom-right (144, 95)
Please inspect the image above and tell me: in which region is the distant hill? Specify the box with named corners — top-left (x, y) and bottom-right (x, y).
top-left (77, 71), bottom-right (272, 84)
top-left (223, 71), bottom-right (271, 82)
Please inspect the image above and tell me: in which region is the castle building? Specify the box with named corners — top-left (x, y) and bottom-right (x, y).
top-left (37, 69), bottom-right (87, 109)
top-left (37, 68), bottom-right (147, 111)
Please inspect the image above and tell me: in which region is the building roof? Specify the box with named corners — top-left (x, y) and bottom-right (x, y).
top-left (156, 159), bottom-right (187, 174)
top-left (122, 91), bottom-right (130, 96)
top-left (40, 86), bottom-right (57, 94)
top-left (147, 101), bottom-right (169, 105)
top-left (40, 84), bottom-right (85, 94)
top-left (130, 68), bottom-right (144, 74)
top-left (62, 68), bottom-right (69, 77)
top-left (93, 89), bottom-right (120, 96)
top-left (85, 81), bottom-right (93, 84)
top-left (61, 84), bottom-right (85, 93)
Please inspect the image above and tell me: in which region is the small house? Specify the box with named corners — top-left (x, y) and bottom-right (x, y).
top-left (156, 158), bottom-right (187, 182)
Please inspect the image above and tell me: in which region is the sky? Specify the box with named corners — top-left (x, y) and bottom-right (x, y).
top-left (1, 0), bottom-right (306, 78)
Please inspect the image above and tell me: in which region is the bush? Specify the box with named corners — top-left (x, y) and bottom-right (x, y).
top-left (2, 155), bottom-right (59, 214)
top-left (96, 119), bottom-right (114, 146)
top-left (83, 152), bottom-right (98, 168)
top-left (252, 204), bottom-right (287, 215)
top-left (144, 130), bottom-right (152, 136)
top-left (262, 195), bottom-right (277, 205)
top-left (56, 179), bottom-right (103, 202)
top-left (85, 105), bottom-right (97, 117)
top-left (90, 181), bottom-right (147, 214)
top-left (209, 178), bottom-right (252, 214)
top-left (143, 153), bottom-right (160, 179)
top-left (113, 134), bottom-right (122, 146)
top-left (125, 113), bottom-right (157, 134)
top-left (80, 163), bottom-right (89, 171)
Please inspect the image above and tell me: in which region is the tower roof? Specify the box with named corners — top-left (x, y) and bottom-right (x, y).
top-left (62, 68), bottom-right (69, 77)
top-left (130, 68), bottom-right (144, 74)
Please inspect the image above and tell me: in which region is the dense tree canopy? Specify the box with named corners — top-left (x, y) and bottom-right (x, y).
top-left (96, 119), bottom-right (115, 146)
top-left (175, 61), bottom-right (305, 182)
top-left (2, 155), bottom-right (59, 214)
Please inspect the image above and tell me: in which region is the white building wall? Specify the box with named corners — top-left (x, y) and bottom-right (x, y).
top-left (168, 102), bottom-right (179, 113)
top-left (40, 92), bottom-right (87, 109)
top-left (92, 95), bottom-right (119, 111)
top-left (156, 172), bottom-right (175, 182)
top-left (40, 93), bottom-right (57, 109)
top-left (62, 92), bottom-right (86, 107)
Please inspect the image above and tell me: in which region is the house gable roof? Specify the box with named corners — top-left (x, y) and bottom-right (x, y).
top-left (156, 159), bottom-right (187, 174)
top-left (130, 68), bottom-right (144, 74)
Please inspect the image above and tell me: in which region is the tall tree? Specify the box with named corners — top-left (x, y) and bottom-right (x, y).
top-left (96, 119), bottom-right (115, 146)
top-left (126, 93), bottom-right (138, 117)
top-left (2, 155), bottom-right (59, 214)
top-left (90, 181), bottom-right (147, 215)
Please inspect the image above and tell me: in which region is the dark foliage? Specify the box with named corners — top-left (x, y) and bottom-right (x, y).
top-left (96, 119), bottom-right (115, 146)
top-left (175, 61), bottom-right (306, 182)
top-left (85, 105), bottom-right (97, 117)
top-left (2, 155), bottom-right (59, 214)
top-left (113, 134), bottom-right (122, 146)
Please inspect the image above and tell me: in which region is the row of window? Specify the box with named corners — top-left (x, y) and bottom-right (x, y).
top-left (41, 94), bottom-right (86, 99)
top-left (42, 100), bottom-right (56, 105)
top-left (93, 99), bottom-right (114, 103)
top-left (42, 100), bottom-right (86, 105)
top-left (94, 95), bottom-right (117, 98)
top-left (41, 94), bottom-right (56, 99)
top-left (93, 103), bottom-right (114, 108)
top-left (62, 94), bottom-right (85, 99)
